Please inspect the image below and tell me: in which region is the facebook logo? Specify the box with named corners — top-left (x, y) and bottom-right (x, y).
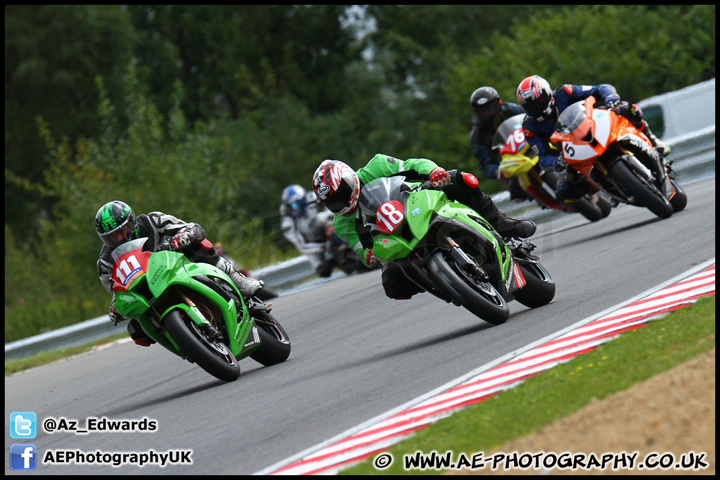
top-left (10, 444), bottom-right (37, 470)
top-left (10, 411), bottom-right (37, 439)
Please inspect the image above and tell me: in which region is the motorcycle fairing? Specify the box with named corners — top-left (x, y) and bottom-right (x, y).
top-left (500, 142), bottom-right (538, 179)
top-left (111, 238), bottom-right (257, 359)
top-left (591, 109), bottom-right (612, 146)
top-left (364, 178), bottom-right (515, 289)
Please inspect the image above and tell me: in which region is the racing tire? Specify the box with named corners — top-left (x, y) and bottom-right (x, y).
top-left (569, 196), bottom-right (603, 222)
top-left (542, 170), bottom-right (606, 222)
top-left (427, 251), bottom-right (509, 325)
top-left (513, 260), bottom-right (556, 308)
top-left (596, 193), bottom-right (613, 218)
top-left (250, 313), bottom-right (291, 366)
top-left (610, 159), bottom-right (673, 219)
top-left (164, 310), bottom-right (241, 382)
top-left (668, 179), bottom-right (688, 212)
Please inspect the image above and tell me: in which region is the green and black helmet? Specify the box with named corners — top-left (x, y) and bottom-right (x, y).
top-left (95, 200), bottom-right (136, 248)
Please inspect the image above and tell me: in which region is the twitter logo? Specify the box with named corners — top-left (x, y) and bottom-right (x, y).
top-left (10, 412), bottom-right (37, 439)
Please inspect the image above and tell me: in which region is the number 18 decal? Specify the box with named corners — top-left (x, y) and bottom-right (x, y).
top-left (376, 200), bottom-right (405, 234)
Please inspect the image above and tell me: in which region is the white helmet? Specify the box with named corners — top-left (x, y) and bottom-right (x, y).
top-left (312, 160), bottom-right (360, 216)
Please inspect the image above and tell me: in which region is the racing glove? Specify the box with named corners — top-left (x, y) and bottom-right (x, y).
top-left (605, 93), bottom-right (621, 110)
top-left (365, 249), bottom-right (380, 269)
top-left (169, 225), bottom-right (199, 250)
top-left (655, 141), bottom-right (671, 158)
top-left (429, 167), bottom-right (451, 188)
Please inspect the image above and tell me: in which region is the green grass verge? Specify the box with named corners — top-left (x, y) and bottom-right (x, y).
top-left (341, 295), bottom-right (716, 475)
top-left (5, 332), bottom-right (129, 376)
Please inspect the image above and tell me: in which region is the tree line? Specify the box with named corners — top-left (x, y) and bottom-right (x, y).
top-left (4, 5), bottom-right (715, 341)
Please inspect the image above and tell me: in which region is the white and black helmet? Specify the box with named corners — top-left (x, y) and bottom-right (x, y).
top-left (312, 160), bottom-right (360, 216)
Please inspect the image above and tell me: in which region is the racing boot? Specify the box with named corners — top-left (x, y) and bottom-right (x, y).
top-left (474, 192), bottom-right (536, 238)
top-left (127, 318), bottom-right (155, 347)
top-left (641, 121), bottom-right (670, 157)
top-left (215, 256), bottom-right (263, 297)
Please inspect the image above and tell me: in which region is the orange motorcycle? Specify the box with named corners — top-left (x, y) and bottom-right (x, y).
top-left (493, 114), bottom-right (612, 222)
top-left (550, 97), bottom-right (686, 219)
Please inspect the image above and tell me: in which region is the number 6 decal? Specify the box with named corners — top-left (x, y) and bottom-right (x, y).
top-left (376, 200), bottom-right (405, 234)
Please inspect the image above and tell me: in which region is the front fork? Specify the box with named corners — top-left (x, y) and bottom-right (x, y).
top-left (615, 140), bottom-right (671, 190)
top-left (626, 153), bottom-right (675, 198)
top-left (176, 289), bottom-right (225, 343)
top-left (440, 235), bottom-right (491, 284)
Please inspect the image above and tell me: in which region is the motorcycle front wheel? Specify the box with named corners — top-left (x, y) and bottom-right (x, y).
top-left (427, 251), bottom-right (509, 325)
top-left (164, 310), bottom-right (241, 382)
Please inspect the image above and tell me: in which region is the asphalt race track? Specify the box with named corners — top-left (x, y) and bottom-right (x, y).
top-left (5, 176), bottom-right (715, 475)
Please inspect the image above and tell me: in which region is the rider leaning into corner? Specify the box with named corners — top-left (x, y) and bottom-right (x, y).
top-left (516, 75), bottom-right (670, 201)
top-left (469, 85), bottom-right (532, 202)
top-left (311, 154), bottom-right (536, 300)
top-left (279, 184), bottom-right (339, 278)
top-left (95, 200), bottom-right (264, 347)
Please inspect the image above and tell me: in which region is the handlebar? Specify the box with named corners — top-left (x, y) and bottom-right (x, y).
top-left (156, 242), bottom-right (173, 252)
top-left (416, 179), bottom-right (454, 191)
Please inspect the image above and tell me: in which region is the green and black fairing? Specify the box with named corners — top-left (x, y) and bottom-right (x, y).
top-left (110, 238), bottom-right (259, 361)
top-left (355, 175), bottom-right (555, 324)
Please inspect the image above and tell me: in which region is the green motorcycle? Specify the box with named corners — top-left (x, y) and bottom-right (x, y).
top-left (358, 176), bottom-right (555, 325)
top-left (110, 237), bottom-right (291, 381)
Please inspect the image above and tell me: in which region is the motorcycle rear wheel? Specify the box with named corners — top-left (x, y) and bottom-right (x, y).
top-left (610, 160), bottom-right (673, 219)
top-left (427, 251), bottom-right (509, 325)
top-left (512, 260), bottom-right (556, 308)
top-left (250, 313), bottom-right (292, 366)
top-left (164, 310), bottom-right (241, 382)
top-left (668, 179), bottom-right (688, 212)
top-left (596, 193), bottom-right (613, 218)
top-left (542, 170), bottom-right (608, 222)
top-left (568, 196), bottom-right (603, 222)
